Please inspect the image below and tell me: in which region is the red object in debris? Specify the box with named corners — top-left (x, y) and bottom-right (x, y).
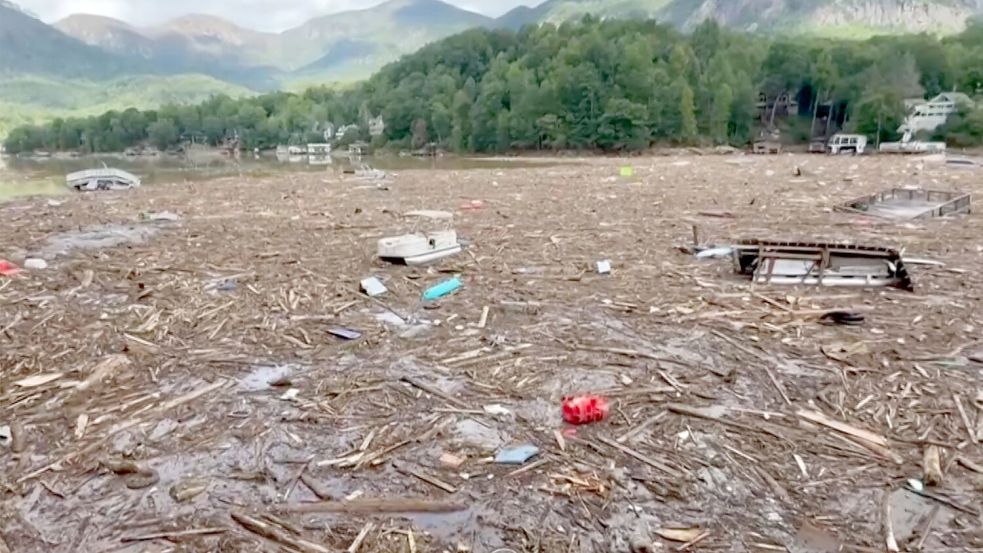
top-left (562, 395), bottom-right (610, 425)
top-left (460, 200), bottom-right (484, 210)
top-left (0, 260), bottom-right (21, 277)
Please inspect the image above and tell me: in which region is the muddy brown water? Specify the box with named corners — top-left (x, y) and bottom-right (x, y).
top-left (0, 154), bottom-right (562, 201)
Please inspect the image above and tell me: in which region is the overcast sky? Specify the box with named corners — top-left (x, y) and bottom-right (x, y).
top-left (15, 0), bottom-right (539, 31)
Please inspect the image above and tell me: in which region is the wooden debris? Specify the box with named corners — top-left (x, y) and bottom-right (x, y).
top-left (347, 522), bottom-right (374, 553)
top-left (597, 436), bottom-right (683, 477)
top-left (952, 394), bottom-right (977, 444)
top-left (231, 511), bottom-right (330, 553)
top-left (3, 155), bottom-right (983, 550)
top-left (120, 527), bottom-right (226, 542)
top-left (922, 446), bottom-right (943, 486)
top-left (278, 499), bottom-right (467, 514)
top-left (400, 376), bottom-right (469, 409)
top-left (884, 491), bottom-right (900, 553)
top-left (654, 527), bottom-right (703, 543)
top-left (956, 456), bottom-right (983, 474)
top-left (300, 473), bottom-right (335, 500)
top-left (393, 461), bottom-right (457, 493)
top-left (797, 409), bottom-right (888, 447)
top-left (13, 372), bottom-right (63, 388)
top-left (170, 478), bottom-right (209, 502)
top-left (439, 453), bottom-right (466, 468)
top-left (76, 355), bottom-right (129, 392)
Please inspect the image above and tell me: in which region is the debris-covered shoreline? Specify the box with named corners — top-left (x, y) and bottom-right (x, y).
top-left (1, 154), bottom-right (981, 552)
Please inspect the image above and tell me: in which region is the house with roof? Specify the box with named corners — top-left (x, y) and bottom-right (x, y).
top-left (899, 92), bottom-right (974, 136)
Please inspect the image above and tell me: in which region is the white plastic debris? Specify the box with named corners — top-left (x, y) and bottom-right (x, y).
top-left (695, 246), bottom-right (735, 259)
top-left (24, 258), bottom-right (48, 270)
top-left (483, 404), bottom-right (512, 417)
top-left (279, 389), bottom-right (300, 401)
top-left (360, 277), bottom-right (388, 297)
top-left (596, 260), bottom-right (611, 274)
top-left (145, 211), bottom-right (180, 222)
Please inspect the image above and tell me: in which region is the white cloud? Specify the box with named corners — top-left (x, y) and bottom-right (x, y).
top-left (15, 0), bottom-right (539, 31)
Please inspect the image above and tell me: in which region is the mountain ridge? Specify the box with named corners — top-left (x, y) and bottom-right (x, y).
top-left (5, 0), bottom-right (983, 140)
top-left (48, 0), bottom-right (983, 86)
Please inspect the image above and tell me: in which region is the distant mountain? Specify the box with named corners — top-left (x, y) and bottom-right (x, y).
top-left (662, 0), bottom-right (983, 34)
top-left (498, 0), bottom-right (983, 34)
top-left (55, 0), bottom-right (494, 80)
top-left (0, 2), bottom-right (138, 78)
top-left (55, 14), bottom-right (154, 58)
top-left (497, 0), bottom-right (670, 29)
top-left (0, 2), bottom-right (257, 138)
top-left (147, 14), bottom-right (280, 68)
top-left (279, 0), bottom-right (494, 71)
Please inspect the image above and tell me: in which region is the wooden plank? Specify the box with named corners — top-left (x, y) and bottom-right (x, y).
top-left (279, 499), bottom-right (467, 514)
top-left (596, 436), bottom-right (682, 478)
top-left (797, 409), bottom-right (888, 447)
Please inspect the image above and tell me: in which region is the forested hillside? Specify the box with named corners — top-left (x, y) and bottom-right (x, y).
top-left (6, 18), bottom-right (983, 154)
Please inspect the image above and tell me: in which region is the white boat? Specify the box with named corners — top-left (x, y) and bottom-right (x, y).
top-left (66, 168), bottom-right (141, 191)
top-left (878, 140), bottom-right (947, 154)
top-left (377, 230), bottom-right (462, 266)
top-left (377, 209), bottom-right (462, 266)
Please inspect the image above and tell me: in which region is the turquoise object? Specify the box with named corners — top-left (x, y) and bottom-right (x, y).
top-left (423, 277), bottom-right (462, 301)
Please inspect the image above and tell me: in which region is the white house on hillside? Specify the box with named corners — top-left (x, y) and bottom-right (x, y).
top-left (899, 92), bottom-right (974, 137)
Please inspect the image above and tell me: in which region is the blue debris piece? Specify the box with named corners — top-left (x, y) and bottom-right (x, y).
top-left (423, 277), bottom-right (462, 302)
top-left (494, 444), bottom-right (540, 465)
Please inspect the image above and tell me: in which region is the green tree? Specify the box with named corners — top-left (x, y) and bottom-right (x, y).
top-left (678, 80), bottom-right (697, 143)
top-left (148, 119), bottom-right (179, 150)
top-left (431, 101), bottom-right (452, 144)
top-left (597, 98), bottom-right (649, 150)
top-left (710, 84), bottom-right (734, 143)
top-left (411, 118), bottom-right (429, 149)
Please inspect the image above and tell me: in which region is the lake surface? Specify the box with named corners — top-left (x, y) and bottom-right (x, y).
top-left (0, 153), bottom-right (559, 201)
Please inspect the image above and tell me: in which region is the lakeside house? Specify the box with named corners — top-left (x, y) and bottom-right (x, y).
top-left (899, 92), bottom-right (974, 136)
top-left (368, 116), bottom-right (386, 138)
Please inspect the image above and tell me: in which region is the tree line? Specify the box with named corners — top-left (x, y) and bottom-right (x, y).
top-left (5, 18), bottom-right (983, 154)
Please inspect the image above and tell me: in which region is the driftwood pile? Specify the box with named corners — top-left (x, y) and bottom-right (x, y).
top-left (0, 154), bottom-right (981, 552)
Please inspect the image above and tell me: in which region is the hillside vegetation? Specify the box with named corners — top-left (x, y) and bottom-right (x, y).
top-left (0, 75), bottom-right (255, 143)
top-left (6, 19), bottom-right (983, 154)
top-left (4, 0), bottom-right (983, 143)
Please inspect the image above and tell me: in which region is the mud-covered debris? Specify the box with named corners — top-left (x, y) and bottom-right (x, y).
top-left (654, 527), bottom-right (704, 543)
top-left (440, 453), bottom-right (466, 468)
top-left (819, 311), bottom-right (866, 326)
top-left (170, 478), bottom-right (209, 502)
top-left (924, 446), bottom-right (943, 486)
top-left (142, 211), bottom-right (180, 222)
top-left (103, 459), bottom-right (160, 489)
top-left (482, 404), bottom-right (511, 417)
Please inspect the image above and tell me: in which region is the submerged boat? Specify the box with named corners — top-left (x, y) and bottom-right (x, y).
top-left (66, 168), bottom-right (141, 191)
top-left (378, 230), bottom-right (462, 266)
top-left (377, 210), bottom-right (462, 266)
